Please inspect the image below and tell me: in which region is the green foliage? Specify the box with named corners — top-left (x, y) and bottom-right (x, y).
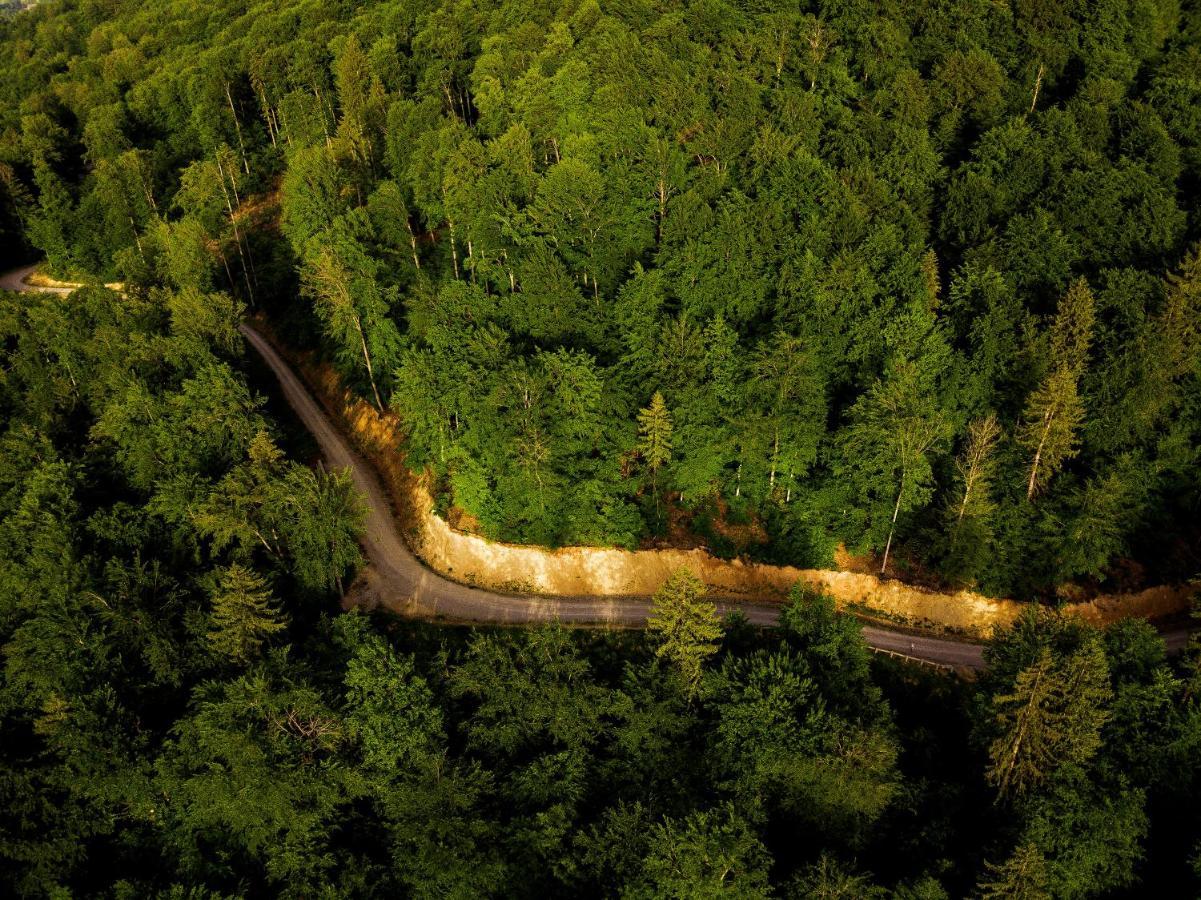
top-left (646, 567), bottom-right (721, 697)
top-left (977, 843), bottom-right (1051, 900)
top-left (336, 613), bottom-right (443, 771)
top-left (0, 0), bottom-right (1179, 591)
top-left (636, 391), bottom-right (673, 475)
top-left (1, 0), bottom-right (1201, 895)
top-left (205, 564), bottom-right (286, 664)
top-left (625, 806), bottom-right (773, 900)
top-left (789, 855), bottom-right (887, 899)
top-left (838, 358), bottom-right (951, 573)
top-left (985, 640), bottom-right (1112, 800)
top-left (705, 642), bottom-right (899, 839)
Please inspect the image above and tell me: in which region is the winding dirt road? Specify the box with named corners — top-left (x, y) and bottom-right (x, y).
top-left (240, 323), bottom-right (993, 669)
top-left (5, 264), bottom-right (1189, 670)
top-left (0, 263), bottom-right (73, 295)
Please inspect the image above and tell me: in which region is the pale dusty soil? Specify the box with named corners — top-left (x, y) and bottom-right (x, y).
top-left (22, 267), bottom-right (123, 291)
top-left (272, 328), bottom-right (1194, 640)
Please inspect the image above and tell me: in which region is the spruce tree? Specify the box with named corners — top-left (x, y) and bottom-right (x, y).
top-left (647, 567), bottom-right (721, 698)
top-left (206, 564), bottom-right (287, 664)
top-left (1049, 278), bottom-right (1096, 377)
top-left (1019, 366), bottom-right (1086, 500)
top-left (1021, 279), bottom-right (1095, 499)
top-left (987, 649), bottom-right (1061, 800)
top-left (977, 843), bottom-right (1051, 900)
top-left (949, 413), bottom-right (1002, 543)
top-left (637, 391), bottom-right (673, 519)
top-left (986, 641), bottom-right (1112, 799)
top-left (840, 361), bottom-right (949, 575)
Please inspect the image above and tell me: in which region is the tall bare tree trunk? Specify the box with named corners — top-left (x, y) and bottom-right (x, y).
top-left (129, 216), bottom-right (145, 262)
top-left (225, 82), bottom-right (251, 175)
top-left (1026, 408), bottom-right (1054, 500)
top-left (405, 218), bottom-right (421, 270)
top-left (448, 217), bottom-right (460, 280)
top-left (278, 104), bottom-right (294, 148)
top-left (313, 84), bottom-right (332, 147)
top-left (217, 244), bottom-right (236, 293)
top-left (353, 315), bottom-right (384, 411)
top-left (881, 471), bottom-right (905, 575)
top-left (257, 86), bottom-right (278, 148)
top-left (215, 152), bottom-right (255, 304)
top-left (657, 178), bottom-right (668, 244)
top-left (769, 427), bottom-right (779, 492)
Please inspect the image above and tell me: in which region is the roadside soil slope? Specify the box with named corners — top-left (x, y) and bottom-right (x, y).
top-left (243, 320), bottom-right (1193, 655)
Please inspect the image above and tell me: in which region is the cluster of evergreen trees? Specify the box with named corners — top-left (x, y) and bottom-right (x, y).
top-left (5, 0), bottom-right (1199, 596)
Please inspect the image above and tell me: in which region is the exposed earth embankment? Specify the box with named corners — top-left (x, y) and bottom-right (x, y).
top-left (254, 319), bottom-right (1192, 640)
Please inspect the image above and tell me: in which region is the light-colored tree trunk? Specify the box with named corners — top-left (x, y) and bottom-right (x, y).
top-left (277, 103), bottom-right (294, 148)
top-left (1027, 407), bottom-right (1055, 500)
top-left (215, 152), bottom-right (255, 303)
top-left (129, 216), bottom-right (145, 262)
top-left (313, 84), bottom-right (331, 147)
top-left (405, 218), bottom-right (421, 270)
top-left (354, 315), bottom-right (384, 411)
top-left (257, 86), bottom-right (278, 148)
top-left (1028, 63), bottom-right (1045, 115)
top-left (448, 218), bottom-right (460, 280)
top-left (769, 427), bottom-right (779, 491)
top-left (224, 82), bottom-right (251, 175)
top-left (656, 178), bottom-right (668, 244)
top-left (217, 243), bottom-right (236, 293)
top-left (881, 471), bottom-right (905, 575)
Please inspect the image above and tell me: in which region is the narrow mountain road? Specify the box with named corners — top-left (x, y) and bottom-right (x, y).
top-left (0, 263), bottom-right (73, 294)
top-left (240, 323), bottom-right (990, 669)
top-left (6, 263), bottom-right (1190, 671)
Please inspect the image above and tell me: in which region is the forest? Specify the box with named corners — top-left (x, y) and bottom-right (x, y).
top-left (1, 0), bottom-right (1199, 596)
top-left (2, 268), bottom-right (1201, 894)
top-left (1, 0), bottom-right (1201, 895)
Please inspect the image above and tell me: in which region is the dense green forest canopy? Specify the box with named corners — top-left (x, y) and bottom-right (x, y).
top-left (2, 2), bottom-right (1201, 895)
top-left (1, 268), bottom-right (1200, 893)
top-left (1, 0), bottom-right (1200, 596)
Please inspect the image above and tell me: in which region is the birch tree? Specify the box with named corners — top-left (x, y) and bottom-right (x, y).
top-left (748, 331), bottom-right (824, 502)
top-left (301, 218), bottom-right (402, 411)
top-left (840, 362), bottom-right (950, 575)
top-left (1021, 279), bottom-right (1095, 499)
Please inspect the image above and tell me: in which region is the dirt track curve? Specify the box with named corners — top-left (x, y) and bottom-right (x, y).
top-left (6, 263), bottom-right (1190, 671)
top-left (0, 263), bottom-right (74, 295)
top-left (244, 324), bottom-right (1201, 671)
top-left (240, 323), bottom-right (999, 668)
